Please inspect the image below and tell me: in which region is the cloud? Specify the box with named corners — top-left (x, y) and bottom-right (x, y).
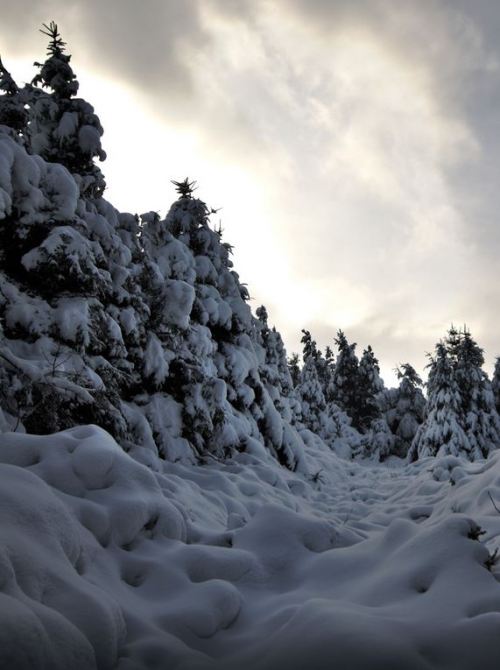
top-left (2, 0), bottom-right (500, 382)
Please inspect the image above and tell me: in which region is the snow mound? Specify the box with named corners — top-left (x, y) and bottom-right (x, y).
top-left (1, 427), bottom-right (500, 669)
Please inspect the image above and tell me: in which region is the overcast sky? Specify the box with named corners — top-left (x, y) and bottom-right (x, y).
top-left (3, 0), bottom-right (500, 384)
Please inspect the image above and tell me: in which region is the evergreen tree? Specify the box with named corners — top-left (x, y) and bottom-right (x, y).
top-left (296, 354), bottom-right (326, 434)
top-left (409, 343), bottom-right (470, 460)
top-left (357, 345), bottom-right (384, 431)
top-left (296, 330), bottom-right (325, 434)
top-left (171, 178), bottom-right (197, 199)
top-left (325, 345), bottom-right (335, 368)
top-left (287, 353), bottom-right (301, 388)
top-left (330, 330), bottom-right (360, 424)
top-left (0, 57), bottom-right (28, 134)
top-left (451, 329), bottom-right (500, 458)
top-left (410, 328), bottom-right (500, 461)
top-left (356, 346), bottom-right (394, 459)
top-left (300, 329), bottom-right (318, 361)
top-left (291, 329), bottom-right (363, 455)
top-left (256, 305), bottom-right (294, 397)
top-left (32, 22), bottom-right (78, 98)
top-left (492, 357), bottom-right (500, 414)
top-left (383, 363), bottom-right (425, 457)
top-left (30, 22), bottom-right (106, 195)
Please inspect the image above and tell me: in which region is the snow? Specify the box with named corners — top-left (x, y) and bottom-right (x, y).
top-left (143, 334), bottom-right (171, 387)
top-left (161, 280), bottom-right (195, 330)
top-left (1, 425), bottom-right (500, 669)
top-left (0, 129), bottom-right (78, 223)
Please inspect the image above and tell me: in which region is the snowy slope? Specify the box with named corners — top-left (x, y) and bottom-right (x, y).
top-left (1, 426), bottom-right (500, 669)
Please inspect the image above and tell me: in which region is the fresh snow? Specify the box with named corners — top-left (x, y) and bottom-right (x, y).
top-left (1, 426), bottom-right (500, 669)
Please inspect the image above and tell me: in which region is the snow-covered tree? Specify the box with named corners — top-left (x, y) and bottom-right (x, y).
top-left (383, 363), bottom-right (425, 457)
top-left (323, 345), bottom-right (335, 385)
top-left (291, 330), bottom-right (361, 455)
top-left (287, 353), bottom-right (301, 388)
top-left (357, 345), bottom-right (384, 430)
top-left (296, 357), bottom-right (325, 435)
top-left (409, 343), bottom-right (470, 460)
top-left (356, 346), bottom-right (394, 459)
top-left (450, 328), bottom-right (500, 458)
top-left (492, 356), bottom-right (500, 414)
top-left (410, 328), bottom-right (500, 461)
top-left (330, 330), bottom-right (360, 424)
top-left (30, 22), bottom-right (106, 195)
top-left (0, 57), bottom-right (28, 134)
top-left (257, 306), bottom-right (294, 396)
top-left (296, 330), bottom-right (325, 434)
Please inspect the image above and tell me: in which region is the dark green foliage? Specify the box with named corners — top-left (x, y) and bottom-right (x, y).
top-left (171, 178), bottom-right (197, 199)
top-left (382, 363), bottom-right (425, 457)
top-left (32, 22), bottom-right (78, 98)
top-left (356, 345), bottom-right (383, 431)
top-left (288, 353), bottom-right (300, 388)
top-left (0, 57), bottom-right (28, 132)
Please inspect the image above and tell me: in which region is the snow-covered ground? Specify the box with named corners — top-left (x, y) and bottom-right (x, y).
top-left (1, 425), bottom-right (500, 669)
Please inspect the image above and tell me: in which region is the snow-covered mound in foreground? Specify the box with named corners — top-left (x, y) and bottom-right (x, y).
top-left (2, 427), bottom-right (500, 670)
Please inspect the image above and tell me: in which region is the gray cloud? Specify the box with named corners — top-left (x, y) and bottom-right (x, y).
top-left (1, 0), bottom-right (210, 101)
top-left (2, 1), bottom-right (500, 382)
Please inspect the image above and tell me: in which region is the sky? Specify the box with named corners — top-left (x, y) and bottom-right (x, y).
top-left (2, 0), bottom-right (500, 385)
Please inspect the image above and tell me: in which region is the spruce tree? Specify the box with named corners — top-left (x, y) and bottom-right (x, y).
top-left (357, 346), bottom-right (394, 459)
top-left (296, 355), bottom-right (326, 434)
top-left (256, 305), bottom-right (294, 397)
top-left (492, 357), bottom-right (500, 414)
top-left (451, 329), bottom-right (500, 458)
top-left (357, 345), bottom-right (384, 430)
top-left (409, 343), bottom-right (470, 460)
top-left (287, 353), bottom-right (301, 388)
top-left (296, 330), bottom-right (326, 434)
top-left (410, 328), bottom-right (500, 461)
top-left (300, 329), bottom-right (318, 361)
top-left (330, 330), bottom-right (360, 424)
top-left (325, 345), bottom-right (335, 368)
top-left (0, 57), bottom-right (28, 134)
top-left (384, 363), bottom-right (425, 457)
top-left (30, 22), bottom-right (106, 195)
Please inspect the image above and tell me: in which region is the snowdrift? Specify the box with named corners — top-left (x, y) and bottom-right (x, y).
top-left (1, 426), bottom-right (500, 669)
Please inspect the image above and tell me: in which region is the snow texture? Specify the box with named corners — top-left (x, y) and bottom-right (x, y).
top-left (1, 426), bottom-right (500, 669)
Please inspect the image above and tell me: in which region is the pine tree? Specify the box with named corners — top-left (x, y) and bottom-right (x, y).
top-left (357, 346), bottom-right (394, 459)
top-left (492, 357), bottom-right (500, 414)
top-left (171, 178), bottom-right (197, 199)
top-left (30, 22), bottom-right (106, 195)
top-left (410, 328), bottom-right (500, 461)
top-left (0, 57), bottom-right (28, 134)
top-left (288, 353), bottom-right (301, 388)
top-left (409, 343), bottom-right (470, 460)
top-left (357, 345), bottom-right (384, 431)
top-left (256, 305), bottom-right (294, 397)
top-left (300, 329), bottom-right (318, 361)
top-left (325, 345), bottom-right (335, 368)
top-left (451, 328), bottom-right (500, 458)
top-left (330, 330), bottom-right (360, 425)
top-left (383, 363), bottom-right (425, 457)
top-left (296, 330), bottom-right (326, 434)
top-left (136, 184), bottom-right (303, 468)
top-left (296, 355), bottom-right (326, 434)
